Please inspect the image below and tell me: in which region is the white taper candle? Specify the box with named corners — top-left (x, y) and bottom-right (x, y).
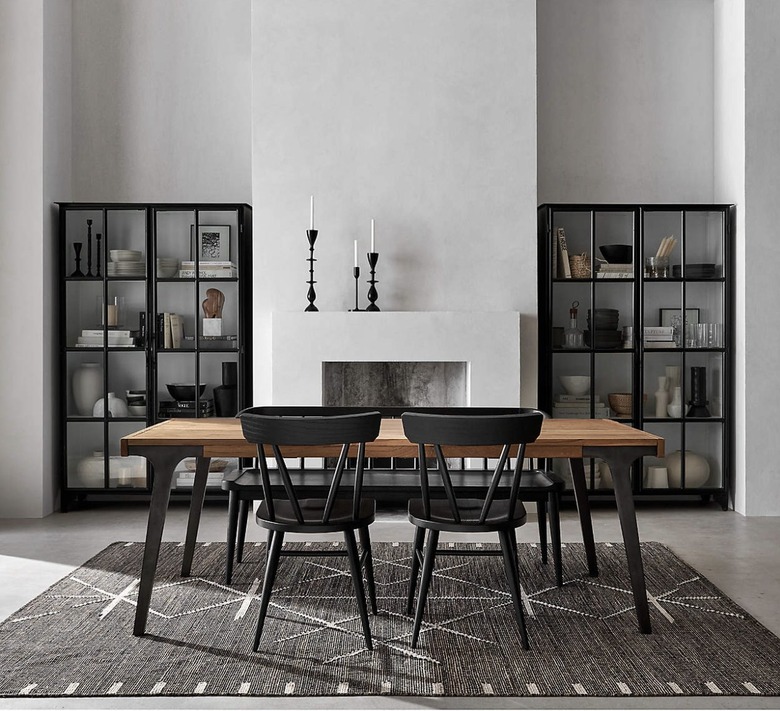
top-left (354, 240), bottom-right (358, 267)
top-left (370, 219), bottom-right (375, 252)
top-left (310, 195), bottom-right (314, 229)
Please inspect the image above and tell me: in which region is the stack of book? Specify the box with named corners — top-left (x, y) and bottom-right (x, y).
top-left (158, 399), bottom-right (215, 418)
top-left (552, 394), bottom-right (609, 419)
top-left (643, 326), bottom-right (675, 348)
top-left (75, 329), bottom-right (137, 348)
top-left (597, 263), bottom-right (633, 279)
top-left (178, 261), bottom-right (237, 279)
top-left (157, 313), bottom-right (185, 348)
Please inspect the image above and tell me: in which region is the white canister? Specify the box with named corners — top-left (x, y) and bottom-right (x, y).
top-left (645, 465), bottom-right (669, 489)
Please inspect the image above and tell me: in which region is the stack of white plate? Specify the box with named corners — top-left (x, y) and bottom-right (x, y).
top-left (108, 249), bottom-right (145, 277)
top-left (156, 257), bottom-right (179, 278)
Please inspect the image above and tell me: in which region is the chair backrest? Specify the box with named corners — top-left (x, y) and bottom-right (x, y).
top-left (401, 410), bottom-right (544, 525)
top-left (239, 410), bottom-right (382, 524)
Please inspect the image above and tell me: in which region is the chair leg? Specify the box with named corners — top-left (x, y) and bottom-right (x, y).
top-left (358, 526), bottom-right (378, 614)
top-left (536, 500), bottom-right (548, 564)
top-left (236, 499), bottom-right (250, 563)
top-left (406, 526), bottom-right (426, 615)
top-left (498, 529), bottom-right (530, 650)
top-left (344, 529), bottom-right (373, 650)
top-left (548, 491), bottom-right (563, 587)
top-left (253, 530), bottom-right (284, 652)
top-left (411, 529), bottom-right (439, 649)
top-left (225, 491), bottom-right (240, 585)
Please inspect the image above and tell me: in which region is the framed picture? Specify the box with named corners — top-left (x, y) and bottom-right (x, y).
top-left (195, 225), bottom-right (230, 262)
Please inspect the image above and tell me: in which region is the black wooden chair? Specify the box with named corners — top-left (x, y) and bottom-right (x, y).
top-left (239, 409), bottom-right (382, 651)
top-left (223, 406), bottom-right (564, 588)
top-left (401, 410), bottom-right (545, 650)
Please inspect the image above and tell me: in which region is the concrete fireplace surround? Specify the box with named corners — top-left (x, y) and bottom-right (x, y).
top-left (254, 312), bottom-right (521, 407)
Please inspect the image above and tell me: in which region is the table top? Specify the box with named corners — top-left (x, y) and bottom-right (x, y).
top-left (121, 417), bottom-right (664, 459)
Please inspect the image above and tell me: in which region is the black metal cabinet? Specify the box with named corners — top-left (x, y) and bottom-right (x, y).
top-left (538, 204), bottom-right (734, 509)
top-left (58, 203), bottom-right (252, 509)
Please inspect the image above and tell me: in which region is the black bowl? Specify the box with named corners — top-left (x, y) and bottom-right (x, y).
top-left (166, 383), bottom-right (207, 401)
top-left (599, 244), bottom-right (633, 264)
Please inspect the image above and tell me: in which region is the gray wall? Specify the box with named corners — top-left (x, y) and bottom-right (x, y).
top-left (741, 0), bottom-right (780, 516)
top-left (0, 1), bottom-right (68, 517)
top-left (71, 0), bottom-right (251, 203)
top-left (538, 0), bottom-right (714, 203)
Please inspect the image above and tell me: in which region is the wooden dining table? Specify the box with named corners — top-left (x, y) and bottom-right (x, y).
top-left (121, 417), bottom-right (664, 638)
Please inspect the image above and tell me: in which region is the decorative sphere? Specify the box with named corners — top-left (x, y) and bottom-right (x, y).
top-left (666, 450), bottom-right (710, 488)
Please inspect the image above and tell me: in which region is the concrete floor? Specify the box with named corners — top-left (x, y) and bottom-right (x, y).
top-left (1, 500), bottom-right (779, 710)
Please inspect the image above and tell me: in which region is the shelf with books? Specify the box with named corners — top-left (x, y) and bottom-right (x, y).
top-left (539, 203), bottom-right (734, 508)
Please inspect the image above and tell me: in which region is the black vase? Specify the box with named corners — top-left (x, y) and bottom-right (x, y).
top-left (214, 362), bottom-right (238, 417)
top-left (687, 366), bottom-right (711, 417)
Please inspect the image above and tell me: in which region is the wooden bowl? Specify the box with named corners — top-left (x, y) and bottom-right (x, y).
top-left (608, 393), bottom-right (633, 415)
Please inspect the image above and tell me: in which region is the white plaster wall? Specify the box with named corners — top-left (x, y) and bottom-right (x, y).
top-left (0, 1), bottom-right (46, 517)
top-left (741, 0), bottom-right (780, 516)
top-left (42, 0), bottom-right (74, 514)
top-left (537, 0), bottom-right (714, 203)
top-left (251, 0), bottom-right (538, 403)
top-left (71, 0), bottom-right (251, 203)
top-left (714, 0), bottom-right (745, 512)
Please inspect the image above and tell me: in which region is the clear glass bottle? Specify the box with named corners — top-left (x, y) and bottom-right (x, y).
top-left (563, 301), bottom-right (584, 349)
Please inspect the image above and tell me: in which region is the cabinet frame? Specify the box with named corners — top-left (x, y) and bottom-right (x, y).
top-left (538, 203), bottom-right (734, 509)
top-left (57, 202), bottom-right (253, 510)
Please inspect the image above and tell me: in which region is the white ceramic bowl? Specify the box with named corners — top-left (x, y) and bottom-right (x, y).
top-left (559, 375), bottom-right (591, 396)
top-left (109, 249), bottom-right (143, 262)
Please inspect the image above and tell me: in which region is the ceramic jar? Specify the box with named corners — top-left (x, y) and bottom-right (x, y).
top-left (73, 362), bottom-right (103, 416)
top-left (654, 376), bottom-right (669, 417)
top-left (666, 450), bottom-right (710, 488)
top-left (93, 392), bottom-right (128, 417)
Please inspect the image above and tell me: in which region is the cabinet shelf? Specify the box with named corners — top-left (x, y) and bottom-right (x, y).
top-left (539, 203), bottom-right (734, 510)
top-left (59, 202), bottom-right (253, 511)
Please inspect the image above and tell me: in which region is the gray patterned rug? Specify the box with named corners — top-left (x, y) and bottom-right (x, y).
top-left (1, 541), bottom-right (780, 698)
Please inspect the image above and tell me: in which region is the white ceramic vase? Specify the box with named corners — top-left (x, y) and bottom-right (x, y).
top-left (93, 392), bottom-right (128, 418)
top-left (654, 376), bottom-right (669, 417)
top-left (666, 450), bottom-right (710, 488)
top-left (73, 362), bottom-right (103, 416)
top-left (667, 386), bottom-right (683, 418)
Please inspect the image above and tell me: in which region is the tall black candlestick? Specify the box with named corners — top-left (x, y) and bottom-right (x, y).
top-left (687, 366), bottom-right (711, 417)
top-left (305, 229), bottom-right (319, 312)
top-left (86, 219), bottom-right (93, 277)
top-left (95, 233), bottom-right (102, 278)
top-left (366, 252), bottom-right (380, 311)
top-left (71, 242), bottom-right (85, 277)
top-left (350, 266), bottom-right (362, 311)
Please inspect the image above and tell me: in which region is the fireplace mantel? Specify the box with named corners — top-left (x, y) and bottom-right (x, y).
top-left (254, 312), bottom-right (521, 406)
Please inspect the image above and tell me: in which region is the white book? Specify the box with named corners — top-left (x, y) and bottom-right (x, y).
top-left (644, 341), bottom-right (677, 349)
top-left (81, 329), bottom-right (132, 338)
top-left (77, 336), bottom-right (134, 345)
top-left (163, 313), bottom-right (172, 349)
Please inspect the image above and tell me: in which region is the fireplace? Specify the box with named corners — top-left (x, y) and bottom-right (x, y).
top-left (255, 311), bottom-right (522, 407)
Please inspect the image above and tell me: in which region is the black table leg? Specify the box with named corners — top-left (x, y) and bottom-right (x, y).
top-left (131, 446), bottom-right (198, 637)
top-left (585, 446), bottom-right (655, 634)
top-left (569, 457), bottom-right (598, 576)
top-left (182, 457), bottom-right (210, 577)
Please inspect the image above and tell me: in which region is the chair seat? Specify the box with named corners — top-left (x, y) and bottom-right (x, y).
top-left (408, 497), bottom-right (527, 533)
top-left (256, 497), bottom-right (376, 533)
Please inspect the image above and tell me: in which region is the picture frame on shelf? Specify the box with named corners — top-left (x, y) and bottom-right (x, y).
top-left (192, 225), bottom-right (230, 262)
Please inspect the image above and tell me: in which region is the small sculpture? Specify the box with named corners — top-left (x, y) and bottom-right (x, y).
top-left (202, 288), bottom-right (225, 319)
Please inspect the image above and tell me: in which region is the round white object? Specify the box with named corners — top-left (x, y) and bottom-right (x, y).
top-left (666, 450), bottom-right (710, 488)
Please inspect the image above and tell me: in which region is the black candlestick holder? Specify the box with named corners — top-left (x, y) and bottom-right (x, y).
top-left (687, 366), bottom-right (711, 417)
top-left (71, 242), bottom-right (85, 277)
top-left (86, 219), bottom-right (93, 277)
top-left (366, 252), bottom-right (380, 311)
top-left (95, 233), bottom-right (102, 278)
top-left (305, 229), bottom-right (319, 312)
top-left (350, 267), bottom-right (362, 311)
